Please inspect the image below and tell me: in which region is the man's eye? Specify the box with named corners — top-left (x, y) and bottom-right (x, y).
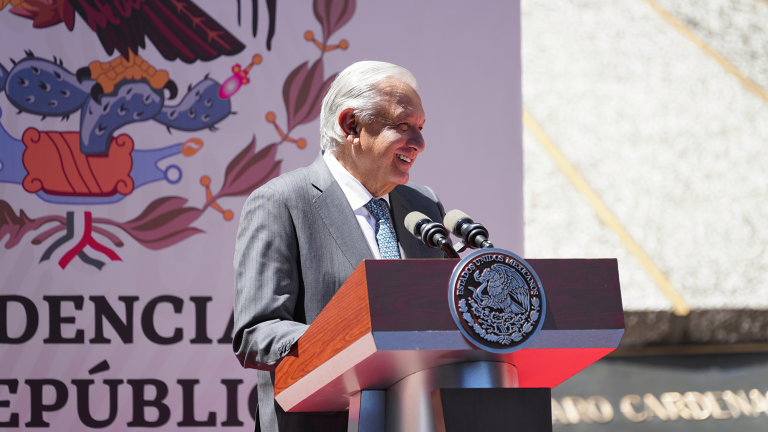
top-left (399, 123), bottom-right (409, 131)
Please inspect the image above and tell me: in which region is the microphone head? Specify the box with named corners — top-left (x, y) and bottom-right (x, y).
top-left (404, 211), bottom-right (432, 238)
top-left (444, 209), bottom-right (473, 236)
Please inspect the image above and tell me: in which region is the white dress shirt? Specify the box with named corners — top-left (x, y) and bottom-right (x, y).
top-left (323, 151), bottom-right (403, 259)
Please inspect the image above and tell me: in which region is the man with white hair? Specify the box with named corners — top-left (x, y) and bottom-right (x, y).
top-left (233, 61), bottom-right (447, 431)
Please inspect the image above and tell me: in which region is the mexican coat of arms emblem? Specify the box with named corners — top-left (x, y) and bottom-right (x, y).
top-left (449, 249), bottom-right (546, 353)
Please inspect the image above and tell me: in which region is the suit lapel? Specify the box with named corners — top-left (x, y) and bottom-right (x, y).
top-left (309, 153), bottom-right (374, 267)
top-left (389, 185), bottom-right (422, 259)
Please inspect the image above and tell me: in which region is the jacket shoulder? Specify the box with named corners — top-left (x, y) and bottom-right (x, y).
top-left (246, 165), bottom-right (314, 202)
top-left (397, 181), bottom-right (441, 204)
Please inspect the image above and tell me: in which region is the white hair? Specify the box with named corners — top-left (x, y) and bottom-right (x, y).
top-left (319, 61), bottom-right (418, 153)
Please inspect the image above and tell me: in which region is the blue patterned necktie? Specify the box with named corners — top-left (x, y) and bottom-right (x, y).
top-left (364, 198), bottom-right (401, 259)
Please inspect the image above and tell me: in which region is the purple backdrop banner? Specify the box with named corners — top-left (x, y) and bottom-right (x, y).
top-left (0, 0), bottom-right (522, 429)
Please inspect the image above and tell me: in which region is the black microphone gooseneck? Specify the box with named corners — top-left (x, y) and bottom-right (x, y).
top-left (403, 211), bottom-right (460, 259)
top-left (443, 210), bottom-right (494, 249)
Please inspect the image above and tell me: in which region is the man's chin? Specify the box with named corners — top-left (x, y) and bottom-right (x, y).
top-left (394, 173), bottom-right (410, 186)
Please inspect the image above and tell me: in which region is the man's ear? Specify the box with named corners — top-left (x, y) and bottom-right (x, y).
top-left (338, 108), bottom-right (361, 145)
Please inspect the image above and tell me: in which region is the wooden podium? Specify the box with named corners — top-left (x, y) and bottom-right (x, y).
top-left (275, 259), bottom-right (624, 432)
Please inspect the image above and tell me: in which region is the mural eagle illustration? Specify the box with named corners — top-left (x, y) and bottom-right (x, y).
top-left (7, 0), bottom-right (245, 102)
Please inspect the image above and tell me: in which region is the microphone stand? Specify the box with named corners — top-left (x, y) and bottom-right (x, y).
top-left (437, 237), bottom-right (461, 259)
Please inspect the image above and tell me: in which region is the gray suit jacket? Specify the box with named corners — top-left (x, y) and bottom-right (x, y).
top-left (233, 153), bottom-right (446, 432)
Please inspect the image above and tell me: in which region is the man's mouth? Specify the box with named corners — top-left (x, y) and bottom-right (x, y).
top-left (396, 154), bottom-right (412, 163)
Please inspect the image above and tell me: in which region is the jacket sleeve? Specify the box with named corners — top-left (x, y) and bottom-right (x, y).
top-left (232, 184), bottom-right (308, 371)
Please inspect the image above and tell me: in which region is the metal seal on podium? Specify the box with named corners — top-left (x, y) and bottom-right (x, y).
top-left (449, 248), bottom-right (546, 353)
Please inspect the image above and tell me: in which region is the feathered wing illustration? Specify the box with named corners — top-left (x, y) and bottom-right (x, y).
top-left (10, 0), bottom-right (245, 63)
top-left (496, 264), bottom-right (529, 313)
top-left (70, 0), bottom-right (245, 63)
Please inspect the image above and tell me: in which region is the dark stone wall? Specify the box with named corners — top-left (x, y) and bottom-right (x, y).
top-left (621, 310), bottom-right (768, 347)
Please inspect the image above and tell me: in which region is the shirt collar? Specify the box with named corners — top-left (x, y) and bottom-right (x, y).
top-left (323, 150), bottom-right (390, 211)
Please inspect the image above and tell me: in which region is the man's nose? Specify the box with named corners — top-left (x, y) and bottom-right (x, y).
top-left (408, 130), bottom-right (425, 153)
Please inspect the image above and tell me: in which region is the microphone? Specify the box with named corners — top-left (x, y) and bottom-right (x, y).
top-left (404, 211), bottom-right (460, 259)
top-left (443, 209), bottom-right (494, 249)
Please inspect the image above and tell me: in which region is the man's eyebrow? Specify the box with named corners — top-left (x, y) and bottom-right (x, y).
top-left (372, 113), bottom-right (396, 122)
top-left (397, 113), bottom-right (425, 125)
top-left (393, 107), bottom-right (424, 121)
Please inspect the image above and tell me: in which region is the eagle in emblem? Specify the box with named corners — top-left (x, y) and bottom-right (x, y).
top-left (472, 264), bottom-right (529, 314)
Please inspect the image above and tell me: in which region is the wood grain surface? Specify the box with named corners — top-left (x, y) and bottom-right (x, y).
top-left (275, 264), bottom-right (373, 395)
